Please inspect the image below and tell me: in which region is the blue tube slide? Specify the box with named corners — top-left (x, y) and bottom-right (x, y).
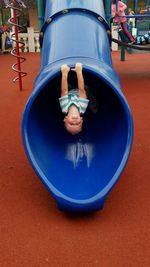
top-left (22, 0), bottom-right (133, 213)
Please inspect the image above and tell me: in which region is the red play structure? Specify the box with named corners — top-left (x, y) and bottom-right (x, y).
top-left (6, 0), bottom-right (27, 91)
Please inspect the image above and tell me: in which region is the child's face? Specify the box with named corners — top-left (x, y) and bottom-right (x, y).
top-left (64, 115), bottom-right (83, 135)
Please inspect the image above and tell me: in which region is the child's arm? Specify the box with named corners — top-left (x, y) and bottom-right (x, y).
top-left (118, 2), bottom-right (127, 12)
top-left (72, 63), bottom-right (87, 99)
top-left (61, 64), bottom-right (70, 97)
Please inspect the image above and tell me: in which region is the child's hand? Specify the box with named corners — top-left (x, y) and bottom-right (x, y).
top-left (61, 64), bottom-right (70, 74)
top-left (72, 63), bottom-right (82, 73)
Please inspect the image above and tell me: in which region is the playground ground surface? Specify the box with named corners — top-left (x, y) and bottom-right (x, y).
top-left (0, 52), bottom-right (150, 267)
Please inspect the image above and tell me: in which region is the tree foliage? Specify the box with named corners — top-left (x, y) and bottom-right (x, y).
top-left (0, 0), bottom-right (37, 26)
top-left (0, 0), bottom-right (37, 9)
top-left (24, 0), bottom-right (37, 9)
top-left (0, 0), bottom-right (5, 8)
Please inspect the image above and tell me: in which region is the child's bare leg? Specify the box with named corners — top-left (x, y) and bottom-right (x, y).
top-left (61, 64), bottom-right (70, 96)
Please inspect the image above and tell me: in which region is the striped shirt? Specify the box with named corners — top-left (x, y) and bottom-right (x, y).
top-left (59, 89), bottom-right (89, 114)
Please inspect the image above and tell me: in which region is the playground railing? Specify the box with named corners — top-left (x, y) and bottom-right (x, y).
top-left (11, 27), bottom-right (40, 53)
top-left (111, 25), bottom-right (118, 51)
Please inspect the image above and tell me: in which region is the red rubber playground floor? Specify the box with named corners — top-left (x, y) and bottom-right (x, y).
top-left (0, 52), bottom-right (150, 267)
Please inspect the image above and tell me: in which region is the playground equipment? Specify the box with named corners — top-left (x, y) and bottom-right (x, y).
top-left (109, 0), bottom-right (150, 60)
top-left (6, 1), bottom-right (27, 91)
top-left (22, 0), bottom-right (133, 213)
top-left (109, 0), bottom-right (150, 20)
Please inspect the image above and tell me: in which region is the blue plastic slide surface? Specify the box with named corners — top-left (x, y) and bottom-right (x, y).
top-left (22, 0), bottom-right (133, 212)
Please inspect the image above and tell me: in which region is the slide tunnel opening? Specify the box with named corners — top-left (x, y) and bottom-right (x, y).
top-left (26, 71), bottom-right (129, 200)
